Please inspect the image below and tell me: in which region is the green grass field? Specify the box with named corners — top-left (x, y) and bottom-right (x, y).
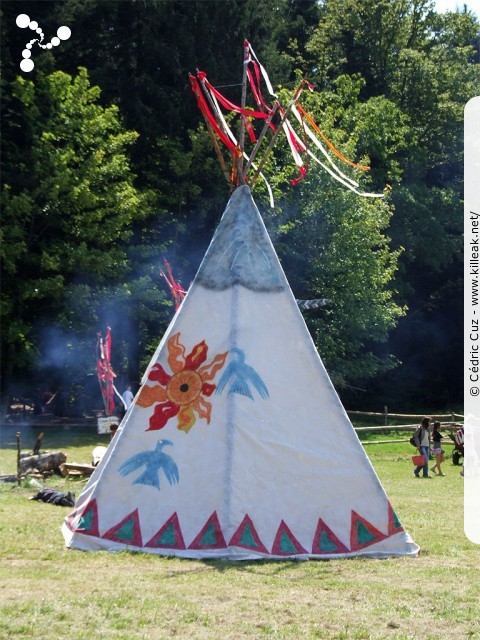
top-left (0, 422), bottom-right (478, 640)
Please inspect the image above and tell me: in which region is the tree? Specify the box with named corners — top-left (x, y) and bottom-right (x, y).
top-left (0, 68), bottom-right (160, 395)
top-left (1, 0), bottom-right (477, 407)
top-left (254, 80), bottom-right (405, 388)
top-left (301, 0), bottom-right (478, 405)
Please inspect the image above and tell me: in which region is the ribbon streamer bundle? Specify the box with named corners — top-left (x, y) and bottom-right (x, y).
top-left (190, 40), bottom-right (384, 205)
top-left (160, 259), bottom-right (187, 310)
top-left (96, 327), bottom-right (125, 414)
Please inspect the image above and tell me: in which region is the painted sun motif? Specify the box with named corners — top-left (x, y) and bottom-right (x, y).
top-left (137, 333), bottom-right (228, 433)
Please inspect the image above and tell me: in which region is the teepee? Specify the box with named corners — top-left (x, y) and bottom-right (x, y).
top-left (62, 185), bottom-right (418, 559)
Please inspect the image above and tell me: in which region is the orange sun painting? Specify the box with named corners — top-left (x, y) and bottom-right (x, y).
top-left (137, 333), bottom-right (228, 433)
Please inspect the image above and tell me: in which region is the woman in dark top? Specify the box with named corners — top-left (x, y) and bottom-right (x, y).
top-left (413, 416), bottom-right (432, 478)
top-left (431, 421), bottom-right (446, 476)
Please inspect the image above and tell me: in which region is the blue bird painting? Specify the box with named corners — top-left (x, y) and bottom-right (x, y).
top-left (118, 440), bottom-right (179, 490)
top-left (216, 348), bottom-right (269, 400)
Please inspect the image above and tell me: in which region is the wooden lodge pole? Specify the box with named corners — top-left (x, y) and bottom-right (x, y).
top-left (250, 81), bottom-right (306, 187)
top-left (242, 101), bottom-right (279, 181)
top-left (197, 71), bottom-right (234, 186)
top-left (236, 41), bottom-right (250, 182)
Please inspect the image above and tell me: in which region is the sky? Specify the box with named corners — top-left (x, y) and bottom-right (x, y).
top-left (434, 0), bottom-right (480, 15)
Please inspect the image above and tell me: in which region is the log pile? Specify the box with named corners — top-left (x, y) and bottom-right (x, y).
top-left (18, 451), bottom-right (67, 476)
top-left (59, 462), bottom-right (95, 477)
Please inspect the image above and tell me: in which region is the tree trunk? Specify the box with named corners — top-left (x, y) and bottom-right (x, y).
top-left (19, 452), bottom-right (67, 475)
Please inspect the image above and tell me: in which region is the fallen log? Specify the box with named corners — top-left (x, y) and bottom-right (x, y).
top-left (19, 451), bottom-right (67, 475)
top-left (0, 474), bottom-right (17, 483)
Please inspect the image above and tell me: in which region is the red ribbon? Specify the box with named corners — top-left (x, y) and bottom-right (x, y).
top-left (199, 72), bottom-right (271, 121)
top-left (189, 74), bottom-right (238, 153)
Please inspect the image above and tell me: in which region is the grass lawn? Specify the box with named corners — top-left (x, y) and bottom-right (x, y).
top-left (0, 422), bottom-right (478, 640)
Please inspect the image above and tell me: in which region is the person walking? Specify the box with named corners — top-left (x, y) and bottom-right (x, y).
top-left (122, 385), bottom-right (134, 410)
top-left (413, 416), bottom-right (432, 478)
top-left (431, 421), bottom-right (446, 476)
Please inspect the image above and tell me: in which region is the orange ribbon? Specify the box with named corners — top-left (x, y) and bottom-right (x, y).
top-left (296, 104), bottom-right (370, 171)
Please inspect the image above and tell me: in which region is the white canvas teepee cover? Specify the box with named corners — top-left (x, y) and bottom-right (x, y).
top-left (62, 185), bottom-right (418, 559)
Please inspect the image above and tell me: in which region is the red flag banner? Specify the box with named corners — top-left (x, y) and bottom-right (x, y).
top-left (96, 327), bottom-right (116, 416)
top-left (160, 259), bottom-right (187, 311)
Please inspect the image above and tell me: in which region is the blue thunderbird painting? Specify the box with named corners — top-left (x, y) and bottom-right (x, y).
top-left (216, 347), bottom-right (269, 400)
top-left (118, 440), bottom-right (179, 490)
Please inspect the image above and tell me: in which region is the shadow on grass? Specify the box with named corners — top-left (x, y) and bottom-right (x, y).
top-left (106, 551), bottom-right (366, 579)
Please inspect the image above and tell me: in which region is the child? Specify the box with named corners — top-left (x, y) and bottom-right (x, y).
top-left (431, 421), bottom-right (446, 476)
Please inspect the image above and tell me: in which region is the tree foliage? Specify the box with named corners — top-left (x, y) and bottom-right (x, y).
top-left (301, 0), bottom-right (477, 405)
top-left (0, 0), bottom-right (478, 409)
top-left (0, 67), bottom-right (162, 389)
top-left (259, 80), bottom-right (406, 387)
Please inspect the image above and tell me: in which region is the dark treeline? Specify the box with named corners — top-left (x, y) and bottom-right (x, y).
top-left (1, 0), bottom-right (478, 412)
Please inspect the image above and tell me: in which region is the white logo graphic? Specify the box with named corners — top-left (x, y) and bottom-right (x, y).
top-left (16, 14), bottom-right (71, 72)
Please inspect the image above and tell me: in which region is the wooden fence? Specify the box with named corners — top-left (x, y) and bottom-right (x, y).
top-left (346, 409), bottom-right (464, 446)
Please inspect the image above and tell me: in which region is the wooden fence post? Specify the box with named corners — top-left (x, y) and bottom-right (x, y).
top-left (383, 406), bottom-right (389, 434)
top-left (16, 432), bottom-right (21, 486)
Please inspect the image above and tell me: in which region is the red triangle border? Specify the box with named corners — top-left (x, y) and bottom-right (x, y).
top-left (271, 519), bottom-right (308, 555)
top-left (228, 514), bottom-right (269, 554)
top-left (146, 512), bottom-right (186, 549)
top-left (312, 518), bottom-right (349, 554)
top-left (102, 508), bottom-right (143, 547)
top-left (350, 510), bottom-right (388, 551)
top-left (66, 498), bottom-right (99, 537)
top-left (188, 511), bottom-right (227, 550)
